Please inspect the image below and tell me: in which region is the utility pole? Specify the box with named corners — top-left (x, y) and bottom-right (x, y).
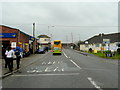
top-left (48, 26), bottom-right (50, 36)
top-left (71, 32), bottom-right (73, 43)
top-left (66, 34), bottom-right (68, 42)
top-left (33, 23), bottom-right (35, 54)
top-left (79, 34), bottom-right (80, 41)
top-left (66, 34), bottom-right (68, 48)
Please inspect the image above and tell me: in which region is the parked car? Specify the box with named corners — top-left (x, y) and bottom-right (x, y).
top-left (36, 47), bottom-right (46, 54)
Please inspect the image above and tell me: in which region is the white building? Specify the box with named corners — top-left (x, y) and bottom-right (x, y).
top-left (37, 35), bottom-right (51, 49)
top-left (80, 33), bottom-right (120, 52)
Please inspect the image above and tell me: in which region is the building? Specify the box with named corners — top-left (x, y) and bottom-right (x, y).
top-left (0, 25), bottom-right (37, 58)
top-left (37, 35), bottom-right (51, 49)
top-left (80, 33), bottom-right (120, 52)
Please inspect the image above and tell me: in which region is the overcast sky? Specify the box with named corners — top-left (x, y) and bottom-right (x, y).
top-left (1, 1), bottom-right (118, 43)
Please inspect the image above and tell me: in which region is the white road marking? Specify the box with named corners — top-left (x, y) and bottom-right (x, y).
top-left (53, 61), bottom-right (55, 64)
top-left (87, 77), bottom-right (103, 90)
top-left (53, 67), bottom-right (59, 71)
top-left (63, 52), bottom-right (68, 58)
top-left (42, 62), bottom-right (46, 65)
top-left (36, 70), bottom-right (42, 73)
top-left (48, 62), bottom-right (51, 64)
top-left (70, 59), bottom-right (82, 69)
top-left (45, 67), bottom-right (50, 72)
top-left (11, 73), bottom-right (80, 77)
top-left (27, 70), bottom-right (36, 73)
top-left (62, 68), bottom-right (64, 71)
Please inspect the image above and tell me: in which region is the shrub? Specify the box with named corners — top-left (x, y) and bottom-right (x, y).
top-left (117, 48), bottom-right (120, 54)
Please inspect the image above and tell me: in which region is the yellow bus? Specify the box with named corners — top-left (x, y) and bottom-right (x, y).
top-left (52, 40), bottom-right (62, 55)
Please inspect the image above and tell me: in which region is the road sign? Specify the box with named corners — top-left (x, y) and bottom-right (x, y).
top-left (11, 42), bottom-right (16, 48)
top-left (103, 39), bottom-right (110, 44)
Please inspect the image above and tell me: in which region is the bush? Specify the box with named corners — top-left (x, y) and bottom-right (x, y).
top-left (89, 48), bottom-right (92, 52)
top-left (117, 48), bottom-right (120, 54)
top-left (104, 50), bottom-right (111, 54)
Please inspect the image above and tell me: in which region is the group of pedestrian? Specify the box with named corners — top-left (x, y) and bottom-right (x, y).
top-left (4, 46), bottom-right (21, 72)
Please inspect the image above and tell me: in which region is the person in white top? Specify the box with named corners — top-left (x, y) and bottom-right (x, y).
top-left (5, 46), bottom-right (14, 72)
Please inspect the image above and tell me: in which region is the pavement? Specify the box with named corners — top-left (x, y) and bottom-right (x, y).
top-left (2, 49), bottom-right (118, 89)
top-left (0, 54), bottom-right (43, 78)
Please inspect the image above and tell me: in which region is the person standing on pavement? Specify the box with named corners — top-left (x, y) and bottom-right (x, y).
top-left (14, 46), bottom-right (21, 69)
top-left (45, 47), bottom-right (48, 52)
top-left (2, 47), bottom-right (7, 68)
top-left (5, 46), bottom-right (14, 72)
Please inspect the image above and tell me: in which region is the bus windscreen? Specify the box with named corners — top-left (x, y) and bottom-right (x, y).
top-left (54, 41), bottom-right (60, 45)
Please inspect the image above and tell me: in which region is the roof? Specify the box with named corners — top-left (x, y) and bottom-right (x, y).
top-left (85, 33), bottom-right (120, 44)
top-left (38, 35), bottom-right (50, 38)
top-left (0, 25), bottom-right (19, 30)
top-left (54, 40), bottom-right (61, 42)
top-left (1, 25), bottom-right (37, 39)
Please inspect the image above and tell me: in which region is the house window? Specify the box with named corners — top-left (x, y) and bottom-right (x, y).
top-left (95, 44), bottom-right (99, 47)
top-left (85, 45), bottom-right (88, 47)
top-left (44, 39), bottom-right (47, 41)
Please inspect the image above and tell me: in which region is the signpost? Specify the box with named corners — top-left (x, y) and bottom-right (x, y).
top-left (103, 39), bottom-right (110, 51)
top-left (11, 42), bottom-right (16, 48)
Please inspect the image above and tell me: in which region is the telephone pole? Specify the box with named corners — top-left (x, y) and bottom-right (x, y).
top-left (71, 32), bottom-right (73, 43)
top-left (66, 34), bottom-right (68, 42)
top-left (79, 34), bottom-right (80, 41)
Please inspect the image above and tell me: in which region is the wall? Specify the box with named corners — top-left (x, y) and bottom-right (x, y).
top-left (80, 43), bottom-right (118, 51)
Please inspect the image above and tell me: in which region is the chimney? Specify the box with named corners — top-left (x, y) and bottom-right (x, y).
top-left (99, 33), bottom-right (104, 37)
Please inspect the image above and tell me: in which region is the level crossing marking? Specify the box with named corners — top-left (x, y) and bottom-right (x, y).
top-left (48, 62), bottom-right (52, 64)
top-left (11, 73), bottom-right (80, 77)
top-left (42, 62), bottom-right (46, 65)
top-left (87, 77), bottom-right (103, 90)
top-left (53, 67), bottom-right (59, 72)
top-left (70, 59), bottom-right (82, 69)
top-left (62, 68), bottom-right (64, 71)
top-left (53, 61), bottom-right (55, 64)
top-left (45, 67), bottom-right (51, 72)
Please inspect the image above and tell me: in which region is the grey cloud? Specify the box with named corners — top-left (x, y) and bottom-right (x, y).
top-left (1, 2), bottom-right (118, 42)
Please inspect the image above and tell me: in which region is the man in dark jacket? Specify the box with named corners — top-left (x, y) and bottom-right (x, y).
top-left (14, 46), bottom-right (21, 69)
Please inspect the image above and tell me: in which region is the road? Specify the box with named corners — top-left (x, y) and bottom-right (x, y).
top-left (2, 49), bottom-right (118, 89)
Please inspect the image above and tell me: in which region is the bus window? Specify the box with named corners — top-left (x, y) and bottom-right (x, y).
top-left (54, 41), bottom-right (60, 45)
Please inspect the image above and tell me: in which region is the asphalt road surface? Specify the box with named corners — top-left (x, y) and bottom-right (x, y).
top-left (2, 49), bottom-right (118, 89)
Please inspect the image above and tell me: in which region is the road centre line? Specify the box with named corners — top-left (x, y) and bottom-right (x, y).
top-left (63, 52), bottom-right (68, 58)
top-left (70, 59), bottom-right (82, 69)
top-left (87, 77), bottom-right (103, 90)
top-left (11, 73), bottom-right (80, 77)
